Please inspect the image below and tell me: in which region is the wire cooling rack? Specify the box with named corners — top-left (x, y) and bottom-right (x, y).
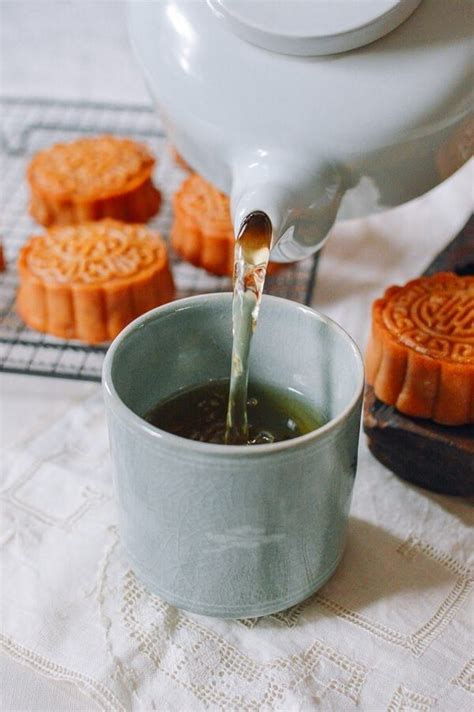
top-left (0, 97), bottom-right (319, 382)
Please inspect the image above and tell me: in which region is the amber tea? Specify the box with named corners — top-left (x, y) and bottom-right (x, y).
top-left (145, 379), bottom-right (324, 445)
top-left (225, 211), bottom-right (272, 444)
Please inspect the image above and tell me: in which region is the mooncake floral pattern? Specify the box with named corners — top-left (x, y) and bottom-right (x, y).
top-left (28, 135), bottom-right (155, 199)
top-left (23, 220), bottom-right (165, 284)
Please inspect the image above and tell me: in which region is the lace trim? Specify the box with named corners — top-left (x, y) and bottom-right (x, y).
top-left (387, 684), bottom-right (436, 712)
top-left (0, 633), bottom-right (125, 712)
top-left (451, 658), bottom-right (474, 694)
top-left (315, 535), bottom-right (473, 657)
top-left (118, 565), bottom-right (368, 708)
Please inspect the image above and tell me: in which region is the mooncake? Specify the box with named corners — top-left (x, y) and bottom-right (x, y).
top-left (16, 219), bottom-right (175, 344)
top-left (171, 174), bottom-right (282, 277)
top-left (28, 135), bottom-right (161, 226)
top-left (365, 272), bottom-right (474, 425)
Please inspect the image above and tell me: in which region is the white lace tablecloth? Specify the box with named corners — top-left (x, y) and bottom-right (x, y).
top-left (1, 161), bottom-right (473, 711)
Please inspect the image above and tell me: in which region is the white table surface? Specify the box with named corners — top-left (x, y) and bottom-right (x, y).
top-left (1, 2), bottom-right (473, 711)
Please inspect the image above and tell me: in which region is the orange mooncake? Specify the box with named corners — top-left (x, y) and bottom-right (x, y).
top-left (365, 272), bottom-right (474, 425)
top-left (28, 135), bottom-right (161, 226)
top-left (16, 219), bottom-right (175, 344)
top-left (171, 173), bottom-right (283, 277)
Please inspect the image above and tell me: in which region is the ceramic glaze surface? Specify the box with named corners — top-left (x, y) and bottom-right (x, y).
top-left (103, 294), bottom-right (364, 618)
top-left (128, 0), bottom-right (473, 261)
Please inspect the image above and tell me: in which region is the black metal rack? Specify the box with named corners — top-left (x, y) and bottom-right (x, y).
top-left (0, 97), bottom-right (318, 382)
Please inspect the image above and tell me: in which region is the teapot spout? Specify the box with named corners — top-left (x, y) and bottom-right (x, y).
top-left (230, 153), bottom-right (346, 262)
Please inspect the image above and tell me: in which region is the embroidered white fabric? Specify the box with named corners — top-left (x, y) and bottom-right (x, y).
top-left (1, 162), bottom-right (473, 711)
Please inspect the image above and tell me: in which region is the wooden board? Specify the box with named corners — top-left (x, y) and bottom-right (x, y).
top-left (364, 385), bottom-right (473, 496)
top-left (363, 214), bottom-right (474, 497)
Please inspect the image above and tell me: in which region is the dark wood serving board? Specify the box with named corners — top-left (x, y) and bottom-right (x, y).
top-left (363, 215), bottom-right (474, 497)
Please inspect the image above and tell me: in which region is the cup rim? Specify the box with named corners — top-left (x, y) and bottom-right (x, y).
top-left (102, 293), bottom-right (364, 456)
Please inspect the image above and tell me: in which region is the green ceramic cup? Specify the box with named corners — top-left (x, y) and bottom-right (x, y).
top-left (103, 293), bottom-right (364, 618)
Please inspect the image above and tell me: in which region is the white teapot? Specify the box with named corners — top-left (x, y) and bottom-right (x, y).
top-left (128, 0), bottom-right (473, 261)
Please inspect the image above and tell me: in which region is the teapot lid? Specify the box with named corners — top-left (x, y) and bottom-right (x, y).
top-left (208, 0), bottom-right (422, 56)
